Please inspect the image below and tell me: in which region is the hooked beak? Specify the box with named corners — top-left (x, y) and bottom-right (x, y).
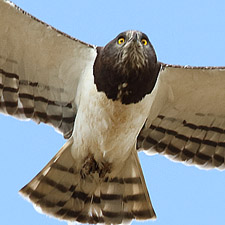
top-left (126, 32), bottom-right (140, 49)
top-left (128, 32), bottom-right (138, 43)
top-left (132, 32), bottom-right (138, 41)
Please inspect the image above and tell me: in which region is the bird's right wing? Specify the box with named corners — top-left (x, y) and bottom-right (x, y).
top-left (0, 0), bottom-right (97, 138)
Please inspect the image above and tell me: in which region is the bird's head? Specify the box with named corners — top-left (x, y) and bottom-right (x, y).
top-left (94, 30), bottom-right (161, 104)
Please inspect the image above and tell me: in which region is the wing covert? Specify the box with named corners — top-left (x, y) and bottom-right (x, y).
top-left (137, 64), bottom-right (225, 170)
top-left (0, 0), bottom-right (97, 138)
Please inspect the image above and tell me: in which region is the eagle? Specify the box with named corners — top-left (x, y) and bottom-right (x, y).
top-left (1, 1), bottom-right (225, 224)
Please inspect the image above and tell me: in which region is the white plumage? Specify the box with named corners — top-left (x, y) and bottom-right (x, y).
top-left (138, 66), bottom-right (225, 169)
top-left (1, 1), bottom-right (225, 224)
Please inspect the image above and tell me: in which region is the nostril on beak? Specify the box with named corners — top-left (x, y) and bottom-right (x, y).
top-left (132, 32), bottom-right (138, 41)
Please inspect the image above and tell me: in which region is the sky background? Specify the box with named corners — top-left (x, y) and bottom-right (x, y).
top-left (1, 1), bottom-right (225, 225)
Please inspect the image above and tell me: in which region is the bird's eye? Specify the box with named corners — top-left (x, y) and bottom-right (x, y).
top-left (141, 38), bottom-right (148, 46)
top-left (118, 37), bottom-right (125, 45)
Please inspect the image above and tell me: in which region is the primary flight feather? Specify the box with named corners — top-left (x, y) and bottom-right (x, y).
top-left (1, 0), bottom-right (225, 224)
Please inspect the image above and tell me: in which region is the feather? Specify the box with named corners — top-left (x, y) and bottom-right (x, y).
top-left (138, 65), bottom-right (225, 170)
top-left (20, 140), bottom-right (155, 224)
top-left (0, 0), bottom-right (96, 138)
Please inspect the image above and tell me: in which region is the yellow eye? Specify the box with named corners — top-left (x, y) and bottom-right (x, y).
top-left (141, 39), bottom-right (148, 46)
top-left (118, 37), bottom-right (125, 45)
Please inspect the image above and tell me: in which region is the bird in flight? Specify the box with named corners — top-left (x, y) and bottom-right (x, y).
top-left (1, 0), bottom-right (225, 224)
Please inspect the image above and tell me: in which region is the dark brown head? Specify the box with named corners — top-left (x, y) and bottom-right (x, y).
top-left (93, 30), bottom-right (161, 104)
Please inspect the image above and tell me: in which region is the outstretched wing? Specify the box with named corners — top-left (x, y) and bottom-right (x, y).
top-left (0, 0), bottom-right (97, 138)
top-left (137, 64), bottom-right (225, 170)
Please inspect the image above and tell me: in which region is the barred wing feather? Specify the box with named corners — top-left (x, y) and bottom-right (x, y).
top-left (0, 0), bottom-right (97, 138)
top-left (137, 64), bottom-right (225, 170)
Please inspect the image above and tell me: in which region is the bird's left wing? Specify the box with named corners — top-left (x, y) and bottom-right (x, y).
top-left (0, 0), bottom-right (97, 138)
top-left (137, 64), bottom-right (225, 170)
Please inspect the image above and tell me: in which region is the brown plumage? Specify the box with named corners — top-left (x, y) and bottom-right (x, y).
top-left (94, 31), bottom-right (160, 104)
top-left (2, 1), bottom-right (225, 225)
top-left (20, 139), bottom-right (156, 224)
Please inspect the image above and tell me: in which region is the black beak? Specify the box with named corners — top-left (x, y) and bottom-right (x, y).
top-left (127, 32), bottom-right (139, 47)
top-left (131, 32), bottom-right (138, 42)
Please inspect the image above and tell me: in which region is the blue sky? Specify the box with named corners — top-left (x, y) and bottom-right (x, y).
top-left (1, 1), bottom-right (225, 225)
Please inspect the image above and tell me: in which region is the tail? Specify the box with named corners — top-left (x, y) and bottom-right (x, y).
top-left (20, 139), bottom-right (156, 224)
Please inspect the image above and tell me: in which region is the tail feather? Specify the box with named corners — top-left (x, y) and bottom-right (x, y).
top-left (100, 178), bottom-right (125, 224)
top-left (123, 150), bottom-right (156, 221)
top-left (20, 140), bottom-right (156, 224)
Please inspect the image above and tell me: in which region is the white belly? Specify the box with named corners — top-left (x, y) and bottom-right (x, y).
top-left (71, 70), bottom-right (152, 168)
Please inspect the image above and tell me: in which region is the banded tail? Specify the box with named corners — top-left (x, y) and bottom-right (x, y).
top-left (20, 139), bottom-right (155, 224)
